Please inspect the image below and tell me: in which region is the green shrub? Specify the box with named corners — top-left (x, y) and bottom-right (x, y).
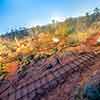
top-left (0, 63), bottom-right (8, 81)
top-left (52, 48), bottom-right (58, 53)
top-left (65, 26), bottom-right (76, 36)
top-left (68, 39), bottom-right (79, 47)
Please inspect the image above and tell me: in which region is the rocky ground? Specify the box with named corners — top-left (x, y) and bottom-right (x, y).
top-left (0, 52), bottom-right (100, 100)
top-left (41, 55), bottom-right (100, 100)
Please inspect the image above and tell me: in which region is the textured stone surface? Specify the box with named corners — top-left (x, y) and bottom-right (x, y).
top-left (0, 52), bottom-right (98, 100)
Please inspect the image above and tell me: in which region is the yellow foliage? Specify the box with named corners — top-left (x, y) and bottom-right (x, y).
top-left (55, 23), bottom-right (67, 36)
top-left (16, 46), bottom-right (33, 55)
top-left (68, 32), bottom-right (89, 43)
top-left (38, 32), bottom-right (52, 43)
top-left (77, 32), bottom-right (89, 42)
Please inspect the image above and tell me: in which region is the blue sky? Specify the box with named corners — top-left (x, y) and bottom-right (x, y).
top-left (0, 0), bottom-right (100, 34)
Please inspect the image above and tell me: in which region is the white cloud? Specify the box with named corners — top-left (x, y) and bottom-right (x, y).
top-left (25, 19), bottom-right (48, 28)
top-left (49, 11), bottom-right (66, 23)
top-left (50, 16), bottom-right (66, 22)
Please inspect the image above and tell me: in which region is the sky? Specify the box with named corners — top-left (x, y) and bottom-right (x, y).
top-left (0, 0), bottom-right (100, 34)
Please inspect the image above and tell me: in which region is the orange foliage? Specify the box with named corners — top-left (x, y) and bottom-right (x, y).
top-left (5, 62), bottom-right (18, 74)
top-left (86, 32), bottom-right (100, 46)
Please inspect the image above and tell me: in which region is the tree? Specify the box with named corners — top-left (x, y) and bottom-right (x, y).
top-left (66, 26), bottom-right (76, 35)
top-left (93, 7), bottom-right (100, 16)
top-left (91, 8), bottom-right (100, 22)
top-left (94, 7), bottom-right (100, 21)
top-left (86, 12), bottom-right (91, 26)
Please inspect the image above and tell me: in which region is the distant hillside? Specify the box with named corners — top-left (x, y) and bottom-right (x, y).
top-left (1, 7), bottom-right (100, 39)
top-left (0, 28), bottom-right (29, 39)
